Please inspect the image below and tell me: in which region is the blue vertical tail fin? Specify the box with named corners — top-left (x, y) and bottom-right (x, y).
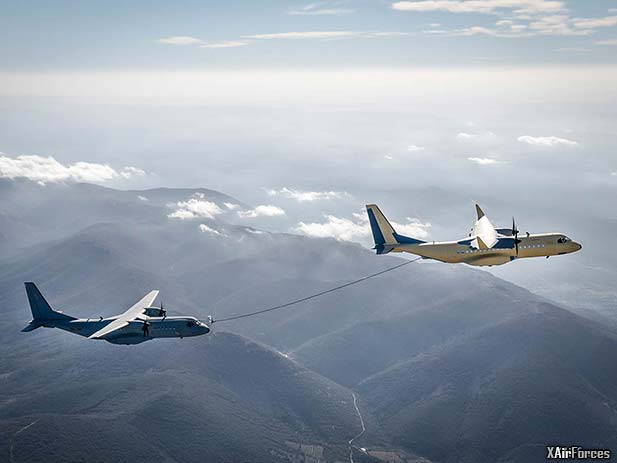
top-left (365, 204), bottom-right (425, 254)
top-left (23, 283), bottom-right (74, 331)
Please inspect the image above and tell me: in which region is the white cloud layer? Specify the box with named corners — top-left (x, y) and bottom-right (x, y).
top-left (517, 135), bottom-right (578, 147)
top-left (243, 31), bottom-right (407, 40)
top-left (401, 2), bottom-right (617, 38)
top-left (200, 40), bottom-right (251, 49)
top-left (288, 3), bottom-right (355, 15)
top-left (392, 0), bottom-right (565, 15)
top-left (157, 36), bottom-right (204, 45)
top-left (407, 144), bottom-right (425, 152)
top-left (295, 212), bottom-right (430, 242)
top-left (457, 131), bottom-right (496, 141)
top-left (468, 157), bottom-right (499, 165)
top-left (167, 193), bottom-right (223, 219)
top-left (238, 205), bottom-right (286, 218)
top-left (265, 187), bottom-right (348, 201)
top-left (0, 154), bottom-right (145, 185)
top-left (199, 224), bottom-right (223, 235)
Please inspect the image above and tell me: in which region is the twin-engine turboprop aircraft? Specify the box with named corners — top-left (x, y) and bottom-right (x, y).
top-left (21, 283), bottom-right (210, 344)
top-left (366, 203), bottom-right (581, 267)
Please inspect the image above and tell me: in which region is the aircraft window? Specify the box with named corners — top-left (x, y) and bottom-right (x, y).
top-left (187, 321), bottom-right (195, 327)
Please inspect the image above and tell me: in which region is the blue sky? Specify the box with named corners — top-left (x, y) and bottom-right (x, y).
top-left (2, 0), bottom-right (617, 70)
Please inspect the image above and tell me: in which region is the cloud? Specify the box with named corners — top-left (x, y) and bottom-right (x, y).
top-left (265, 187), bottom-right (348, 202)
top-left (243, 31), bottom-right (409, 40)
top-left (159, 27), bottom-right (411, 52)
top-left (224, 202), bottom-right (239, 210)
top-left (572, 16), bottom-right (617, 29)
top-left (0, 154), bottom-right (145, 185)
top-left (391, 0), bottom-right (565, 15)
top-left (288, 3), bottom-right (355, 15)
top-left (245, 227), bottom-right (266, 235)
top-left (401, 3), bottom-right (616, 38)
top-left (120, 166), bottom-right (146, 179)
top-left (198, 224), bottom-right (224, 236)
top-left (407, 144), bottom-right (425, 152)
top-left (517, 135), bottom-right (578, 147)
top-left (238, 205), bottom-right (286, 218)
top-left (157, 36), bottom-right (203, 45)
top-left (199, 40), bottom-right (251, 49)
top-left (444, 16), bottom-right (593, 37)
top-left (595, 38), bottom-right (617, 46)
top-left (137, 195), bottom-right (149, 201)
top-left (612, 171), bottom-right (617, 176)
top-left (295, 212), bottom-right (430, 242)
top-left (384, 155), bottom-right (394, 160)
top-left (468, 157), bottom-right (499, 165)
top-left (167, 193), bottom-right (223, 219)
top-left (457, 131), bottom-right (495, 140)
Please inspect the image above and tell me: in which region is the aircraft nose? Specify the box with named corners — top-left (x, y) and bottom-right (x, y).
top-left (573, 242), bottom-right (582, 252)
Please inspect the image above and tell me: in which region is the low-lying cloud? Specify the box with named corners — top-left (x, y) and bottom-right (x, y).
top-left (296, 212), bottom-right (430, 242)
top-left (265, 187), bottom-right (348, 202)
top-left (457, 131), bottom-right (496, 141)
top-left (199, 223), bottom-right (224, 236)
top-left (0, 154), bottom-right (145, 185)
top-left (468, 157), bottom-right (499, 165)
top-left (517, 135), bottom-right (578, 147)
top-left (238, 205), bottom-right (286, 218)
top-left (168, 193), bottom-right (223, 219)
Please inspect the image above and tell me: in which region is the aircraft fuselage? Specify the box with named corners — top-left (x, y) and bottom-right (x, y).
top-left (40, 316), bottom-right (209, 345)
top-left (392, 232), bottom-right (582, 266)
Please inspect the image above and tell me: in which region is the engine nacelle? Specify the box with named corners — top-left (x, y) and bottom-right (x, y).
top-left (144, 307), bottom-right (166, 317)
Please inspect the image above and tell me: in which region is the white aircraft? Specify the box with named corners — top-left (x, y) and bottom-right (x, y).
top-left (366, 204), bottom-right (581, 267)
top-left (22, 283), bottom-right (210, 344)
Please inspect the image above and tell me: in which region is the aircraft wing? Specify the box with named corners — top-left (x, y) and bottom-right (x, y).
top-left (471, 204), bottom-right (498, 249)
top-left (88, 290), bottom-right (159, 339)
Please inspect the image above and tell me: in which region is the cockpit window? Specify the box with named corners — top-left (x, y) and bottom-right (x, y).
top-left (187, 321), bottom-right (195, 327)
top-left (557, 236), bottom-right (571, 244)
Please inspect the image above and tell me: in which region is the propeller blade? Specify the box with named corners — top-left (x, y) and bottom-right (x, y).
top-left (512, 216), bottom-right (520, 256)
top-left (512, 217), bottom-right (519, 235)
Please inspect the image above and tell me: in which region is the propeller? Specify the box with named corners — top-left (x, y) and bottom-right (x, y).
top-left (512, 216), bottom-right (521, 255)
top-left (158, 300), bottom-right (166, 318)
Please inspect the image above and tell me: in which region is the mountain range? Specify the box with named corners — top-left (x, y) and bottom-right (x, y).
top-left (1, 179), bottom-right (615, 463)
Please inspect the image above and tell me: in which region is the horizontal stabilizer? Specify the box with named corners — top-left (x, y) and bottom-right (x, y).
top-left (21, 321), bottom-right (43, 332)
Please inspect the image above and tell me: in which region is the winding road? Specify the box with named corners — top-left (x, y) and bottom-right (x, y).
top-left (348, 393), bottom-right (366, 463)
